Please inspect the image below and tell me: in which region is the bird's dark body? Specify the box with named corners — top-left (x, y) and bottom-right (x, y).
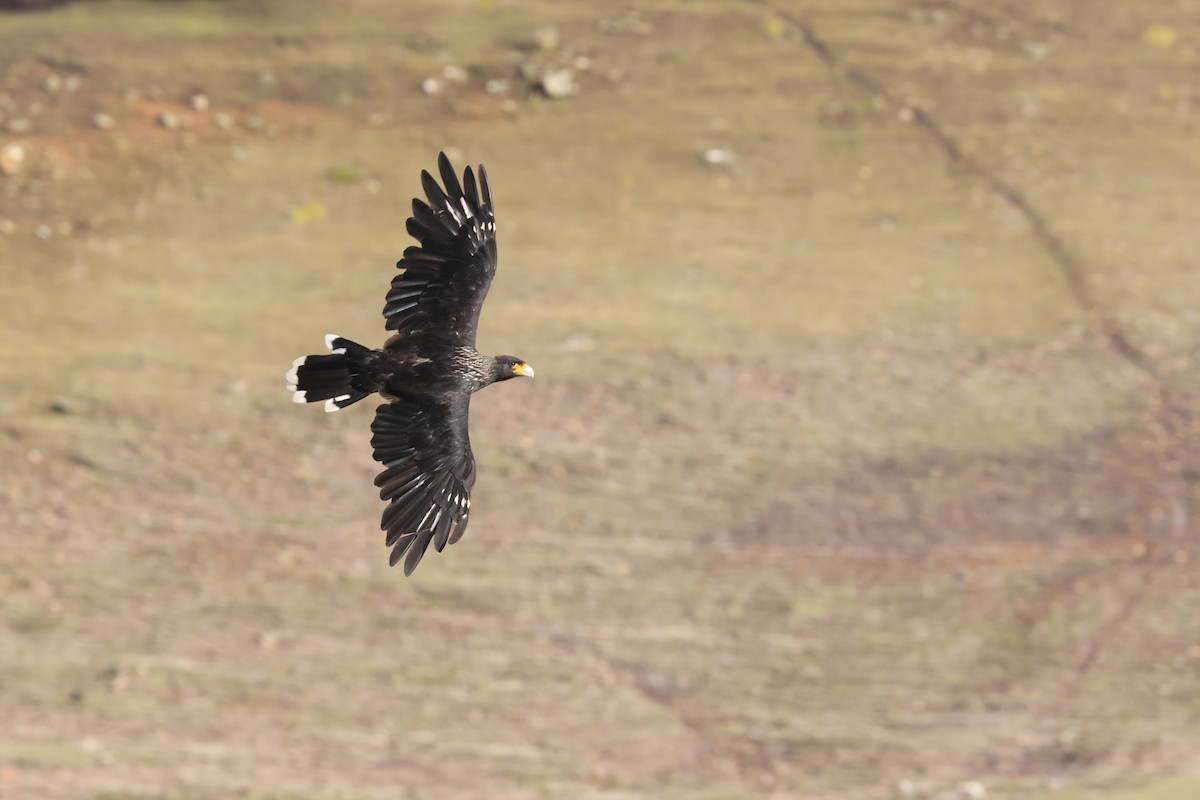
top-left (286, 153), bottom-right (532, 575)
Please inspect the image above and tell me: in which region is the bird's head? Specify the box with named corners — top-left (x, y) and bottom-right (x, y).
top-left (493, 355), bottom-right (535, 382)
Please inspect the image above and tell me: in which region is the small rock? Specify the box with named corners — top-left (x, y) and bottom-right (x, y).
top-left (485, 78), bottom-right (510, 95)
top-left (64, 75), bottom-right (81, 92)
top-left (214, 112), bottom-right (234, 129)
top-left (539, 68), bottom-right (577, 98)
top-left (958, 781), bottom-right (986, 800)
top-left (259, 70), bottom-right (277, 86)
top-left (519, 61), bottom-right (541, 83)
top-left (0, 143), bottom-right (26, 176)
top-left (189, 93), bottom-right (209, 112)
top-left (573, 55), bottom-right (592, 71)
top-left (5, 117), bottom-right (32, 134)
top-left (368, 112), bottom-right (387, 126)
top-left (157, 111), bottom-right (180, 129)
top-left (895, 778), bottom-right (921, 798)
top-left (442, 65), bottom-right (467, 83)
top-left (701, 147), bottom-right (734, 167)
top-left (533, 25), bottom-right (559, 50)
top-left (0, 219), bottom-right (14, 235)
top-left (35, 224), bottom-right (52, 240)
top-left (92, 112), bottom-right (114, 130)
top-left (561, 333), bottom-right (595, 352)
top-left (243, 114), bottom-right (266, 131)
top-left (897, 106), bottom-right (916, 123)
top-left (43, 74), bottom-right (62, 93)
top-left (421, 77), bottom-right (442, 95)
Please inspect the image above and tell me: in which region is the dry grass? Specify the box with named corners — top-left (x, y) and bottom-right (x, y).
top-left (2, 1), bottom-right (1199, 799)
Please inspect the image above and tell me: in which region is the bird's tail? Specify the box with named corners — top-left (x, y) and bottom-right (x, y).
top-left (286, 334), bottom-right (377, 412)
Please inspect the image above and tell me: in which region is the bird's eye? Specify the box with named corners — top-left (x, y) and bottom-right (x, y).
top-left (511, 362), bottom-right (523, 374)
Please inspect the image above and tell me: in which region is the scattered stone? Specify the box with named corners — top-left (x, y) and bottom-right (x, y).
top-left (189, 93), bottom-right (209, 112)
top-left (422, 77), bottom-right (442, 95)
top-left (259, 70), bottom-right (277, 86)
top-left (533, 25), bottom-right (559, 51)
top-left (35, 224), bottom-right (52, 239)
top-left (43, 74), bottom-right (62, 93)
top-left (0, 143), bottom-right (25, 175)
top-left (5, 117), bottom-right (32, 134)
top-left (519, 61), bottom-right (541, 83)
top-left (92, 112), bottom-right (114, 130)
top-left (56, 220), bottom-right (73, 235)
top-left (895, 778), bottom-right (921, 798)
top-left (368, 112), bottom-right (387, 126)
top-left (442, 65), bottom-right (467, 83)
top-left (1024, 42), bottom-right (1051, 60)
top-left (573, 55), bottom-right (592, 71)
top-left (0, 219), bottom-right (14, 235)
top-left (214, 112), bottom-right (234, 129)
top-left (561, 333), bottom-right (595, 352)
top-left (365, 177), bottom-right (382, 194)
top-left (958, 781), bottom-right (986, 800)
top-left (539, 68), bottom-right (577, 99)
top-left (500, 99), bottom-right (518, 115)
top-left (485, 78), bottom-right (510, 95)
top-left (49, 396), bottom-right (77, 414)
top-left (64, 75), bottom-right (81, 92)
top-left (157, 111), bottom-right (180, 129)
top-left (243, 114), bottom-right (266, 131)
top-left (897, 106), bottom-right (916, 123)
top-left (701, 147), bottom-right (734, 167)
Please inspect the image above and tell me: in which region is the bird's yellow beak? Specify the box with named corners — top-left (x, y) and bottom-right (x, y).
top-left (514, 362), bottom-right (535, 378)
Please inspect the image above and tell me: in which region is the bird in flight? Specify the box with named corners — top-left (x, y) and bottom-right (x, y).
top-left (286, 153), bottom-right (534, 575)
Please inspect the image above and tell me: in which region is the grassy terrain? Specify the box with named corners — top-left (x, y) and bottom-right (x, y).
top-left (1, 1), bottom-right (1199, 798)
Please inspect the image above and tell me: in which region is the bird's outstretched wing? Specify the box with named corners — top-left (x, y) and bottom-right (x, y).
top-left (370, 394), bottom-right (477, 575)
top-left (383, 152), bottom-right (498, 345)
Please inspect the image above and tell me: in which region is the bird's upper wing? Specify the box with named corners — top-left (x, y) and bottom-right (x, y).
top-left (383, 152), bottom-right (498, 345)
top-left (370, 393), bottom-right (477, 575)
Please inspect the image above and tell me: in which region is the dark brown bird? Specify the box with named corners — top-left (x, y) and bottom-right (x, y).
top-left (286, 153), bottom-right (533, 574)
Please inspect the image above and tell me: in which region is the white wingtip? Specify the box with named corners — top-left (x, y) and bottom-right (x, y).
top-left (324, 333), bottom-right (339, 350)
top-left (285, 365), bottom-right (299, 387)
top-left (293, 391), bottom-right (308, 404)
top-left (324, 394), bottom-right (352, 412)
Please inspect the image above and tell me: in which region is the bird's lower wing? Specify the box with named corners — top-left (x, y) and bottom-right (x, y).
top-left (370, 396), bottom-right (476, 575)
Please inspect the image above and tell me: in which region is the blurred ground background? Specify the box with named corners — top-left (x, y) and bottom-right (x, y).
top-left (1, 1), bottom-right (1199, 798)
